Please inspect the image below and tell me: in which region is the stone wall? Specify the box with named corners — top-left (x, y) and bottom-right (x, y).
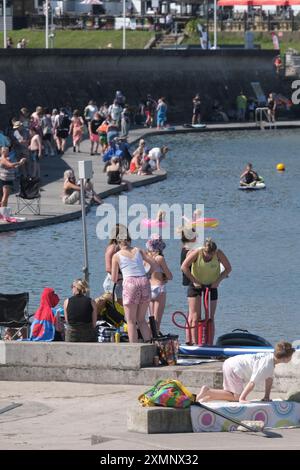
top-left (0, 48), bottom-right (281, 126)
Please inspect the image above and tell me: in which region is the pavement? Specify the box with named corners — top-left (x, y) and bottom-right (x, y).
top-left (0, 381), bottom-right (300, 450)
top-left (0, 128), bottom-right (167, 232)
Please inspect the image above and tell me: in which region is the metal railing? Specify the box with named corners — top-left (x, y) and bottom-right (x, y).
top-left (255, 107), bottom-right (271, 129)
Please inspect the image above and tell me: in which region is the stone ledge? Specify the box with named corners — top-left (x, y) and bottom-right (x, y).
top-left (0, 341), bottom-right (156, 370)
top-left (0, 364), bottom-right (221, 387)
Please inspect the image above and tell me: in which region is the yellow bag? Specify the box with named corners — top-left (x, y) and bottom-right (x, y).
top-left (95, 294), bottom-right (125, 328)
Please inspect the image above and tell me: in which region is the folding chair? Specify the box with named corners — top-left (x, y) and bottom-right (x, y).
top-left (15, 176), bottom-right (41, 215)
top-left (0, 293), bottom-right (30, 340)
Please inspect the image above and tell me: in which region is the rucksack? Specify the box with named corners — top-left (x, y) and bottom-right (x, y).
top-left (138, 379), bottom-right (195, 408)
top-left (95, 294), bottom-right (125, 328)
top-left (58, 115), bottom-right (70, 131)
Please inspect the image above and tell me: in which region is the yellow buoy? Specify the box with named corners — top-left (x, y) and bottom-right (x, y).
top-left (276, 163), bottom-right (285, 171)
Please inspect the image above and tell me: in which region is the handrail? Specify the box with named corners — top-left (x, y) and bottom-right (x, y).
top-left (255, 107), bottom-right (270, 129)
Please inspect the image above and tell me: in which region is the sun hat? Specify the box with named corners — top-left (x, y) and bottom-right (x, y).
top-left (146, 234), bottom-right (166, 253)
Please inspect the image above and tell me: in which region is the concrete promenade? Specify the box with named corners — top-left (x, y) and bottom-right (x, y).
top-left (0, 129), bottom-right (167, 233)
top-left (1, 120), bottom-right (300, 233)
top-left (1, 381), bottom-right (300, 450)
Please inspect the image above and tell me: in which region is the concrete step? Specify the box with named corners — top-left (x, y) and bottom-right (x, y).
top-left (0, 343), bottom-right (299, 395)
top-left (0, 341), bottom-right (156, 370)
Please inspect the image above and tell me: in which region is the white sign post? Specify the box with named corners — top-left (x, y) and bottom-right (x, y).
top-left (213, 0), bottom-right (217, 49)
top-left (78, 160), bottom-right (93, 288)
top-left (123, 0), bottom-right (126, 50)
top-left (3, 0), bottom-right (7, 49)
top-left (45, 0), bottom-right (49, 49)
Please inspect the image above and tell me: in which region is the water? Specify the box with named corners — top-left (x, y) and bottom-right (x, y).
top-left (1, 129), bottom-right (300, 345)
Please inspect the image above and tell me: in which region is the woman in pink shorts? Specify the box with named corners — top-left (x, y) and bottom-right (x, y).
top-left (111, 232), bottom-right (155, 343)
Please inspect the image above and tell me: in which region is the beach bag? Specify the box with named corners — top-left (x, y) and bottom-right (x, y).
top-left (96, 321), bottom-right (116, 343)
top-left (97, 322), bottom-right (115, 343)
top-left (102, 299), bottom-right (124, 327)
top-left (138, 379), bottom-right (195, 408)
top-left (154, 334), bottom-right (179, 366)
top-left (95, 294), bottom-right (125, 328)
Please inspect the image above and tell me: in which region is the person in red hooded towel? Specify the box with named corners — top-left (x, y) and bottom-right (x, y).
top-left (29, 288), bottom-right (62, 341)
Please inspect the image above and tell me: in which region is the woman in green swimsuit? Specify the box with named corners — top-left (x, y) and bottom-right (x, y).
top-left (181, 238), bottom-right (232, 345)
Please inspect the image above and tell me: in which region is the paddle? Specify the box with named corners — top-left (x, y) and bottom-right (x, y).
top-left (0, 403), bottom-right (22, 415)
top-left (193, 401), bottom-right (282, 438)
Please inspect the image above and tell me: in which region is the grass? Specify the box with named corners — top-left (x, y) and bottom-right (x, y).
top-left (0, 29), bottom-right (153, 49)
top-left (184, 31), bottom-right (300, 55)
top-left (1, 29), bottom-right (300, 53)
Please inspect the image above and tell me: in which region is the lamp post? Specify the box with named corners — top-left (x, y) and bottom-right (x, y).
top-left (206, 0), bottom-right (209, 49)
top-left (3, 0), bottom-right (6, 49)
top-left (45, 0), bottom-right (49, 49)
top-left (213, 0), bottom-right (217, 48)
top-left (78, 160), bottom-right (93, 290)
top-left (122, 0), bottom-right (126, 50)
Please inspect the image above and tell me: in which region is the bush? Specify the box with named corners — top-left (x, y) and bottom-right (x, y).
top-left (184, 19), bottom-right (205, 36)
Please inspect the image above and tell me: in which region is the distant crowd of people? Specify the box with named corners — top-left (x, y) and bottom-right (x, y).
top-left (236, 91), bottom-right (277, 123)
top-left (0, 88), bottom-right (280, 209)
top-left (6, 37), bottom-right (28, 49)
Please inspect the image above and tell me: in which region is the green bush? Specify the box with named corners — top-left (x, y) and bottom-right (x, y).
top-left (184, 19), bottom-right (205, 36)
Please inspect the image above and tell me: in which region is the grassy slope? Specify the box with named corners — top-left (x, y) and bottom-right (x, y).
top-left (184, 31), bottom-right (300, 55)
top-left (0, 29), bottom-right (300, 53)
top-left (0, 29), bottom-right (153, 49)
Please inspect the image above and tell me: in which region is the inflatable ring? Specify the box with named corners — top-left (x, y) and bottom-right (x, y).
top-left (189, 218), bottom-right (219, 228)
top-left (141, 219), bottom-right (168, 228)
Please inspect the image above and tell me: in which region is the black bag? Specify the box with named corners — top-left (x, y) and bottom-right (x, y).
top-left (99, 284), bottom-right (125, 328)
top-left (100, 300), bottom-right (124, 328)
top-left (59, 115), bottom-right (71, 131)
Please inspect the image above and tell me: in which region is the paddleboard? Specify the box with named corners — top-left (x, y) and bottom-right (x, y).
top-left (179, 345), bottom-right (274, 358)
top-left (239, 182), bottom-right (266, 190)
top-left (183, 123), bottom-right (207, 129)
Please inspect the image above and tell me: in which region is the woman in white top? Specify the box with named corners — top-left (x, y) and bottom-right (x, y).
top-left (111, 232), bottom-right (155, 343)
top-left (196, 341), bottom-right (294, 403)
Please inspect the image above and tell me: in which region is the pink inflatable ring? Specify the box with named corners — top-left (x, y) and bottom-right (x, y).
top-left (141, 219), bottom-right (168, 228)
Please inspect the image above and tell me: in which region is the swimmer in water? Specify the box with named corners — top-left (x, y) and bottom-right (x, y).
top-left (240, 163), bottom-right (259, 186)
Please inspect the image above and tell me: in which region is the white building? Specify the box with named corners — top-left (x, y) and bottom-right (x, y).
top-left (34, 1), bottom-right (197, 17)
